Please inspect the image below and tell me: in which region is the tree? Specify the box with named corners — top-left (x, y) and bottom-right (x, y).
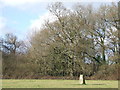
top-left (2, 33), bottom-right (26, 55)
top-left (1, 33), bottom-right (27, 78)
top-left (118, 1), bottom-right (120, 59)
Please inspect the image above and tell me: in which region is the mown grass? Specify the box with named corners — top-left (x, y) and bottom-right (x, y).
top-left (2, 79), bottom-right (118, 88)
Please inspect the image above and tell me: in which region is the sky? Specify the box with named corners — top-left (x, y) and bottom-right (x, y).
top-left (0, 0), bottom-right (118, 40)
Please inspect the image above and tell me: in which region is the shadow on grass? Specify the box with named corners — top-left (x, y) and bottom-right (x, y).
top-left (89, 84), bottom-right (106, 85)
top-left (72, 84), bottom-right (106, 85)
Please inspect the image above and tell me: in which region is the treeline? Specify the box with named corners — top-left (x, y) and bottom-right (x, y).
top-left (0, 2), bottom-right (119, 80)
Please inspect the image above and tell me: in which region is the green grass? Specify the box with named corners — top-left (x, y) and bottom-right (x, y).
top-left (2, 79), bottom-right (118, 88)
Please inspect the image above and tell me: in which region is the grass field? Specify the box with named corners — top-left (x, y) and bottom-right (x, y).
top-left (2, 79), bottom-right (118, 88)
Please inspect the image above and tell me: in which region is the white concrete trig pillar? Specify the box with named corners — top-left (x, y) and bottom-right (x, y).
top-left (79, 74), bottom-right (86, 85)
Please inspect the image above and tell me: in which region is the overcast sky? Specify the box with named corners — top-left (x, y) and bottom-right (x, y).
top-left (0, 0), bottom-right (118, 40)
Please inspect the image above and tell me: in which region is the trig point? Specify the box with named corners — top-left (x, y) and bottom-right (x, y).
top-left (79, 74), bottom-right (86, 85)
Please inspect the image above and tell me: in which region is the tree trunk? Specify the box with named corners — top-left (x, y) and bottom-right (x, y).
top-left (70, 61), bottom-right (74, 78)
top-left (70, 68), bottom-right (73, 78)
top-left (101, 39), bottom-right (106, 64)
top-left (69, 58), bottom-right (74, 78)
top-left (102, 47), bottom-right (106, 63)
